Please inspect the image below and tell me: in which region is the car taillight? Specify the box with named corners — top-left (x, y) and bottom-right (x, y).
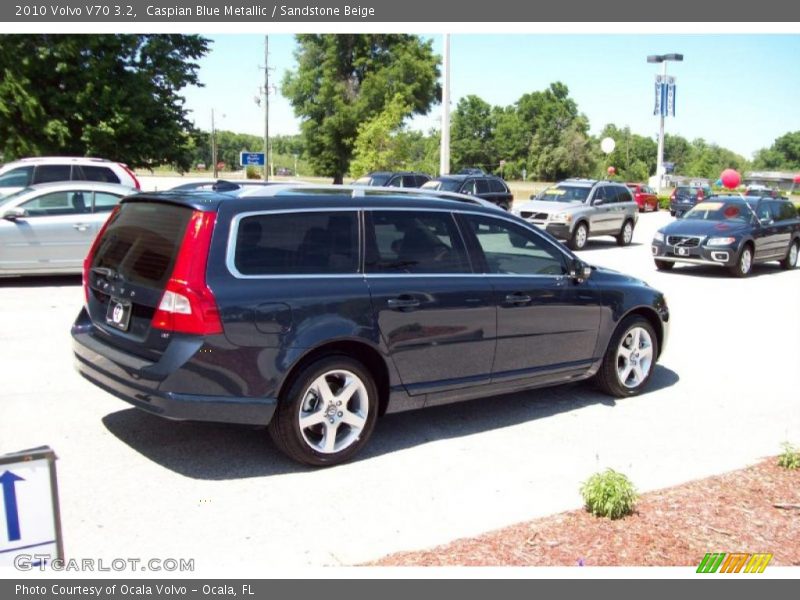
top-left (83, 206), bottom-right (121, 306)
top-left (151, 210), bottom-right (222, 336)
top-left (118, 163), bottom-right (141, 190)
top-left (670, 190), bottom-right (676, 200)
top-left (697, 189), bottom-right (704, 200)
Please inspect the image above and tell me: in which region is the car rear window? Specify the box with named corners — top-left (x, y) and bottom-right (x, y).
top-left (234, 211), bottom-right (359, 276)
top-left (91, 202), bottom-right (193, 287)
top-left (82, 166), bottom-right (121, 184)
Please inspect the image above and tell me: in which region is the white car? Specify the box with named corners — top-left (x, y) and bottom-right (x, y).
top-left (0, 181), bottom-right (135, 276)
top-left (0, 156), bottom-right (141, 197)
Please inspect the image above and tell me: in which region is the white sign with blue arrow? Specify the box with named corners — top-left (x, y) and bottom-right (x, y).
top-left (0, 447), bottom-right (63, 566)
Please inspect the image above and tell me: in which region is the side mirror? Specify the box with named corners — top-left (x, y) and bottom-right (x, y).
top-left (2, 207), bottom-right (27, 221)
top-left (760, 218), bottom-right (774, 226)
top-left (592, 198), bottom-right (604, 206)
top-left (569, 260), bottom-right (592, 283)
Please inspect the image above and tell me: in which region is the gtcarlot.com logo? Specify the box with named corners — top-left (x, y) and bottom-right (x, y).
top-left (696, 552), bottom-right (772, 573)
top-left (14, 555), bottom-right (195, 572)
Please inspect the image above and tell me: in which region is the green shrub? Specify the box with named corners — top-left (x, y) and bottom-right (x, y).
top-left (245, 165), bottom-right (261, 179)
top-left (777, 442), bottom-right (800, 470)
top-left (658, 195), bottom-right (671, 210)
top-left (581, 469), bottom-right (638, 519)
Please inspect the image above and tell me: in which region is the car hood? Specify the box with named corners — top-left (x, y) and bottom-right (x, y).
top-left (660, 219), bottom-right (751, 237)
top-left (588, 265), bottom-right (649, 288)
top-left (516, 200), bottom-right (583, 212)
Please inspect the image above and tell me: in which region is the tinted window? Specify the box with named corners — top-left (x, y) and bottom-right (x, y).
top-left (489, 179), bottom-right (507, 193)
top-left (615, 186), bottom-right (633, 203)
top-left (592, 186), bottom-right (606, 202)
top-left (460, 179), bottom-right (477, 195)
top-left (366, 211), bottom-right (470, 274)
top-left (92, 192), bottom-right (123, 213)
top-left (235, 211), bottom-right (358, 276)
top-left (82, 166), bottom-right (120, 184)
top-left (415, 175), bottom-right (430, 187)
top-left (777, 202), bottom-right (797, 221)
top-left (92, 202), bottom-right (192, 287)
top-left (423, 179), bottom-right (461, 193)
top-left (0, 166), bottom-right (34, 188)
top-left (465, 215), bottom-right (566, 276)
top-left (33, 165), bottom-right (73, 184)
top-left (386, 176), bottom-right (403, 188)
top-left (21, 190), bottom-right (89, 216)
top-left (475, 179), bottom-right (490, 194)
top-left (402, 175), bottom-right (419, 188)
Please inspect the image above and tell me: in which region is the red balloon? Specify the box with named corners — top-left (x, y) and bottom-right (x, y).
top-left (720, 168), bottom-right (741, 190)
top-left (793, 174), bottom-right (800, 184)
top-left (607, 166), bottom-right (616, 175)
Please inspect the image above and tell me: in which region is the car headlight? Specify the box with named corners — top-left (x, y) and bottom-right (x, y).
top-left (706, 237), bottom-right (736, 246)
top-left (550, 212), bottom-right (572, 223)
top-left (653, 231), bottom-right (665, 243)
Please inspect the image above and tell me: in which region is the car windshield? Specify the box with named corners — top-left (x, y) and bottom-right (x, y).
top-left (423, 179), bottom-right (461, 192)
top-left (537, 185), bottom-right (590, 203)
top-left (683, 201), bottom-right (752, 223)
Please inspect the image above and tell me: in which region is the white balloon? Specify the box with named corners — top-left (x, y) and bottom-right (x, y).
top-left (601, 137), bottom-right (616, 154)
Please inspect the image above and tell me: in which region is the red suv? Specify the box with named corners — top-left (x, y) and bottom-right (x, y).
top-left (626, 183), bottom-right (659, 212)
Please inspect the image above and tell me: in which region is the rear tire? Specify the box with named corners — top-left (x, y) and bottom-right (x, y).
top-left (268, 356), bottom-right (378, 467)
top-left (780, 240), bottom-right (799, 270)
top-left (595, 316), bottom-right (659, 398)
top-left (654, 260), bottom-right (674, 271)
top-left (567, 222), bottom-right (589, 250)
top-left (729, 244), bottom-right (753, 278)
top-left (616, 220), bottom-right (634, 246)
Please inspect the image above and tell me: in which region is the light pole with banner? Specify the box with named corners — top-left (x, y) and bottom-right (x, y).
top-left (647, 53), bottom-right (683, 193)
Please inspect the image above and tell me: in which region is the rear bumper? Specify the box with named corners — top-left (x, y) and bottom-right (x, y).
top-left (72, 327), bottom-right (277, 426)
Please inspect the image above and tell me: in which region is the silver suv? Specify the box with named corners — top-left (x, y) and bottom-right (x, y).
top-left (513, 179), bottom-right (639, 250)
top-left (0, 157), bottom-right (141, 198)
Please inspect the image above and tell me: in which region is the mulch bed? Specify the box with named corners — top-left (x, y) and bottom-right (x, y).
top-left (371, 459), bottom-right (800, 566)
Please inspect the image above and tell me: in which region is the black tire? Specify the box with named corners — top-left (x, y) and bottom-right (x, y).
top-left (669, 210), bottom-right (675, 217)
top-left (567, 222), bottom-right (589, 250)
top-left (780, 240), bottom-right (799, 270)
top-left (654, 260), bottom-right (674, 271)
top-left (595, 316), bottom-right (659, 398)
top-left (729, 244), bottom-right (753, 278)
top-left (498, 201), bottom-right (510, 211)
top-left (616, 220), bottom-right (634, 246)
top-left (268, 355), bottom-right (379, 467)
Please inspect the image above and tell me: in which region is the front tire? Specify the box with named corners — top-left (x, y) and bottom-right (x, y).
top-left (654, 259), bottom-right (674, 271)
top-left (567, 222), bottom-right (589, 250)
top-left (729, 244), bottom-right (753, 278)
top-left (616, 220), bottom-right (634, 246)
top-left (780, 240), bottom-right (799, 270)
top-left (595, 316), bottom-right (659, 398)
top-left (268, 356), bottom-right (378, 467)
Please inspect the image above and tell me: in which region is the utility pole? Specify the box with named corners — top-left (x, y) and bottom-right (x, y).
top-left (211, 108), bottom-right (218, 178)
top-left (647, 53), bottom-right (683, 193)
top-left (264, 35), bottom-right (269, 181)
top-left (439, 33), bottom-right (450, 177)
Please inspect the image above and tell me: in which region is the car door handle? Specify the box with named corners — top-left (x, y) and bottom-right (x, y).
top-left (504, 293), bottom-right (532, 305)
top-left (73, 223), bottom-right (90, 231)
top-left (387, 296), bottom-right (421, 311)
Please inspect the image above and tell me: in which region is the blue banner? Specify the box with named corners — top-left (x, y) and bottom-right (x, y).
top-left (653, 76), bottom-right (676, 117)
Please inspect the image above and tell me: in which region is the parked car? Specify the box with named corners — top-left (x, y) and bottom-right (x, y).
top-left (668, 184), bottom-right (711, 217)
top-left (743, 185), bottom-right (779, 198)
top-left (651, 195), bottom-right (800, 276)
top-left (168, 179), bottom-right (303, 195)
top-left (457, 167), bottom-right (486, 175)
top-left (421, 174), bottom-right (514, 210)
top-left (513, 179), bottom-right (639, 250)
top-left (353, 171), bottom-right (431, 188)
top-left (72, 185), bottom-right (669, 466)
top-left (626, 183), bottom-right (659, 212)
top-left (0, 157), bottom-right (140, 198)
top-left (0, 182), bottom-right (135, 276)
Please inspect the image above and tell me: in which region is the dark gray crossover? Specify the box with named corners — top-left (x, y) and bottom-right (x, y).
top-left (72, 186), bottom-right (670, 466)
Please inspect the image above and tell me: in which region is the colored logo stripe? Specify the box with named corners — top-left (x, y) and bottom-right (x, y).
top-left (697, 553), bottom-right (772, 573)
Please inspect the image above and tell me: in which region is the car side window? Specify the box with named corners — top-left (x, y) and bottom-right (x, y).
top-left (778, 202), bottom-right (797, 221)
top-left (460, 179), bottom-right (477, 195)
top-left (592, 186), bottom-right (606, 204)
top-left (92, 192), bottom-right (123, 213)
top-left (475, 179), bottom-right (490, 194)
top-left (0, 166), bottom-right (34, 187)
top-left (464, 215), bottom-right (568, 276)
top-left (233, 211), bottom-right (359, 276)
top-left (82, 166), bottom-right (121, 184)
top-left (488, 179), bottom-right (506, 193)
top-left (21, 191), bottom-right (87, 216)
top-left (616, 186), bottom-right (633, 204)
top-left (365, 211), bottom-right (470, 274)
top-left (33, 165), bottom-right (73, 184)
top-left (386, 176), bottom-right (403, 188)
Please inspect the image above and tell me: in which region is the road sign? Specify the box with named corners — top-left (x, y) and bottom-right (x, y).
top-left (239, 152), bottom-right (266, 167)
top-left (0, 447), bottom-right (63, 567)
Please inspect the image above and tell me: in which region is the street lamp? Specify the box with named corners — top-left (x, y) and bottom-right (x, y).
top-left (647, 53), bottom-right (683, 193)
top-left (211, 108), bottom-right (226, 179)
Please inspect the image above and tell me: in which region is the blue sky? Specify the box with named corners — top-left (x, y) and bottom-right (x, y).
top-left (181, 34), bottom-right (800, 159)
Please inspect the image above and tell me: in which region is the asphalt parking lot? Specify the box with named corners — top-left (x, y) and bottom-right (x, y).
top-left (1, 206), bottom-right (799, 569)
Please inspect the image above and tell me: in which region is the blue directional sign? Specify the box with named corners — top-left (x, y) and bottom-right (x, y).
top-left (240, 152), bottom-right (266, 167)
top-left (1, 471), bottom-right (23, 541)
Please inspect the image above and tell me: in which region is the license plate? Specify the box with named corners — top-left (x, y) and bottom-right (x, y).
top-left (105, 299), bottom-right (132, 331)
top-left (676, 247), bottom-right (690, 256)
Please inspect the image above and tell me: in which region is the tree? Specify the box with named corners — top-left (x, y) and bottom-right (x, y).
top-left (349, 94), bottom-right (412, 176)
top-left (753, 131), bottom-right (800, 170)
top-left (282, 35), bottom-right (440, 184)
top-left (0, 34), bottom-right (209, 171)
top-left (450, 95), bottom-right (496, 171)
top-left (598, 124), bottom-right (656, 181)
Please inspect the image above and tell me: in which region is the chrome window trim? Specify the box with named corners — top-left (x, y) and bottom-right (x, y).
top-left (225, 205), bottom-right (576, 280)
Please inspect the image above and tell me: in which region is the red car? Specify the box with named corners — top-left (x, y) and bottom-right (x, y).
top-left (626, 183), bottom-right (659, 212)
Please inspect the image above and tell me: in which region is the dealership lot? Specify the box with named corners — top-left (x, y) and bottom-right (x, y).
top-left (1, 208), bottom-right (798, 568)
